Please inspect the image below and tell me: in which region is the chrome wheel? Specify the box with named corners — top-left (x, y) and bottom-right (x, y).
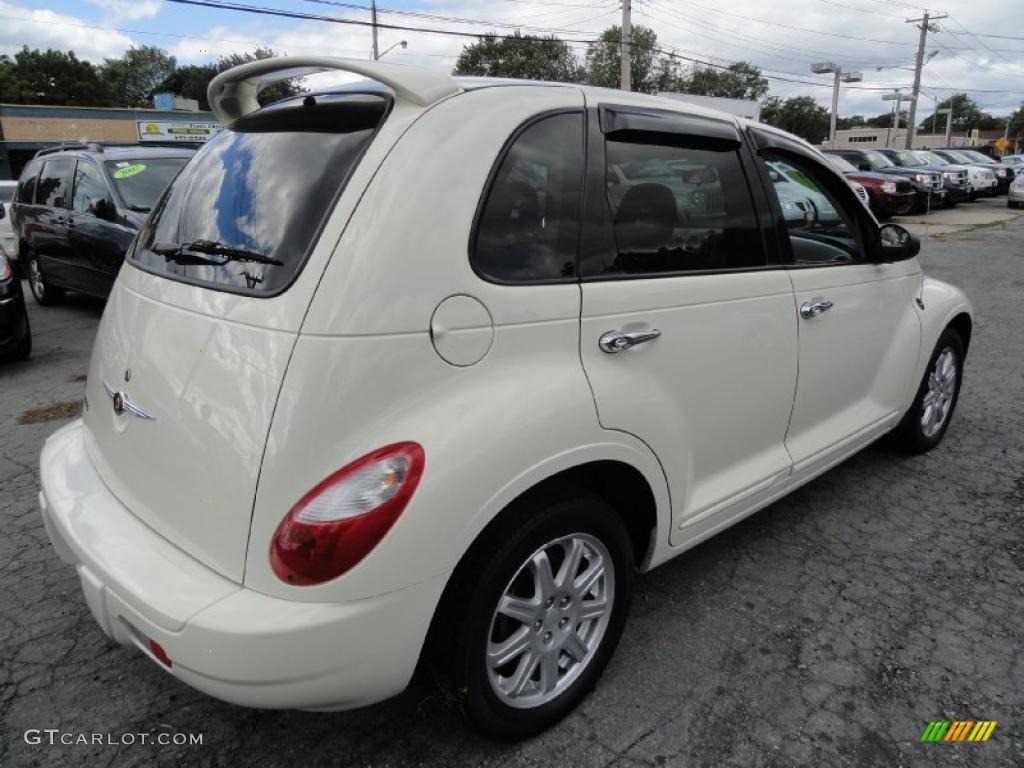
top-left (28, 257), bottom-right (44, 301)
top-left (921, 347), bottom-right (957, 438)
top-left (486, 533), bottom-right (614, 709)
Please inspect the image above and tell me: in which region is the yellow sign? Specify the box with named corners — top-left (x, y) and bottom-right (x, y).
top-left (995, 137), bottom-right (1011, 152)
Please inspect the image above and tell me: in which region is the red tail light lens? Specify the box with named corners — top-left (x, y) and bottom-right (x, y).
top-left (270, 442), bottom-right (425, 585)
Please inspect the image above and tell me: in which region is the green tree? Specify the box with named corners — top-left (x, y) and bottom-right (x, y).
top-left (585, 25), bottom-right (683, 93)
top-left (156, 63), bottom-right (219, 110)
top-left (0, 47), bottom-right (105, 106)
top-left (918, 93), bottom-right (996, 132)
top-left (101, 45), bottom-right (177, 108)
top-left (836, 114), bottom-right (866, 130)
top-left (454, 32), bottom-right (581, 82)
top-left (155, 47), bottom-right (302, 110)
top-left (214, 47), bottom-right (303, 105)
top-left (760, 96), bottom-right (830, 144)
top-left (682, 62), bottom-right (768, 101)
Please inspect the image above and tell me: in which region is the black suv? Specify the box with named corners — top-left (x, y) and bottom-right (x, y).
top-left (825, 148), bottom-right (946, 213)
top-left (12, 144), bottom-right (193, 304)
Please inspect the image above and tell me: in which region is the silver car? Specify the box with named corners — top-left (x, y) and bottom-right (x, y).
top-left (0, 180), bottom-right (17, 263)
top-left (1009, 174), bottom-right (1024, 209)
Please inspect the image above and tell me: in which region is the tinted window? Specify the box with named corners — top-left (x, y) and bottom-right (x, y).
top-left (36, 158), bottom-right (74, 208)
top-left (593, 138), bottom-right (764, 275)
top-left (132, 93), bottom-right (388, 295)
top-left (16, 159), bottom-right (41, 203)
top-left (105, 158), bottom-right (189, 212)
top-left (473, 112), bottom-right (584, 281)
top-left (72, 162), bottom-right (110, 213)
top-left (0, 185), bottom-right (15, 203)
top-left (760, 152), bottom-right (865, 265)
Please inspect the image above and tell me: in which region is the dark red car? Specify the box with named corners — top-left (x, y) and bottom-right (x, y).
top-left (826, 154), bottom-right (916, 219)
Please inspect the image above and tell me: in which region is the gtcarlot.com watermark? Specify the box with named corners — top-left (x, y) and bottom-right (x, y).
top-left (24, 728), bottom-right (203, 746)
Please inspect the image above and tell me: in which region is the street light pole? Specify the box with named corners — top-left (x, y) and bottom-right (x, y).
top-left (811, 62), bottom-right (863, 148)
top-left (620, 0), bottom-right (632, 90)
top-left (882, 90), bottom-right (905, 148)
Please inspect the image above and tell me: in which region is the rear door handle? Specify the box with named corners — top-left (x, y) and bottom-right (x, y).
top-left (599, 329), bottom-right (662, 354)
top-left (799, 299), bottom-right (834, 319)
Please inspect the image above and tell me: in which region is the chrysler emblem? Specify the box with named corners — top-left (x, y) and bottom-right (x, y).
top-left (102, 381), bottom-right (156, 421)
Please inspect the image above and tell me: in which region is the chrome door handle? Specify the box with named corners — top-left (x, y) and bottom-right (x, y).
top-left (599, 329), bottom-right (662, 354)
top-left (799, 299), bottom-right (834, 319)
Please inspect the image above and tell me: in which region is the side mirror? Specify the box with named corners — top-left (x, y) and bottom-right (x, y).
top-left (768, 169), bottom-right (782, 183)
top-left (89, 197), bottom-right (116, 221)
top-left (877, 223), bottom-right (920, 261)
top-left (0, 204), bottom-right (5, 221)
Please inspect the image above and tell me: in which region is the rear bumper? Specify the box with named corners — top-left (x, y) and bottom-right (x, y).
top-left (39, 420), bottom-right (446, 710)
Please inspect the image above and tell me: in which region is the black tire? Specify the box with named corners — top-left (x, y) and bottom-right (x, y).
top-left (11, 310), bottom-right (31, 360)
top-left (890, 328), bottom-right (965, 454)
top-left (26, 254), bottom-right (65, 306)
top-left (428, 486), bottom-right (634, 741)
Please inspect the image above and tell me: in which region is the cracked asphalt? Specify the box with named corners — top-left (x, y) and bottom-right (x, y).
top-left (2, 212), bottom-right (1022, 768)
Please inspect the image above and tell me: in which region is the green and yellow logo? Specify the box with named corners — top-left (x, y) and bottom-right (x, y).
top-left (921, 721), bottom-right (997, 742)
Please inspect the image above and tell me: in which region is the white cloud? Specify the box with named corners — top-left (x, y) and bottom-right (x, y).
top-left (87, 0), bottom-right (162, 22)
top-left (0, 1), bottom-right (133, 62)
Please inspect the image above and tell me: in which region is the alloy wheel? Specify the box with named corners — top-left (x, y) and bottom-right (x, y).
top-left (921, 347), bottom-right (957, 438)
top-left (485, 533), bottom-right (614, 709)
top-left (28, 257), bottom-right (44, 301)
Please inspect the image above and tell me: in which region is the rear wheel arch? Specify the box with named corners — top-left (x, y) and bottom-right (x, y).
top-left (947, 312), bottom-right (972, 353)
top-left (418, 458), bottom-right (658, 657)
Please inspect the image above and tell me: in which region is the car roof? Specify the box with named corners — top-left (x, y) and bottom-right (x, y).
top-left (304, 77), bottom-right (744, 127)
top-left (34, 144), bottom-right (196, 162)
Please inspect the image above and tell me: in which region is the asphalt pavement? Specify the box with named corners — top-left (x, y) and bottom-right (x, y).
top-left (1, 206), bottom-right (1022, 767)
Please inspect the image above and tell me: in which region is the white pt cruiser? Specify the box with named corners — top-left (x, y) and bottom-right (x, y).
top-left (39, 58), bottom-right (972, 740)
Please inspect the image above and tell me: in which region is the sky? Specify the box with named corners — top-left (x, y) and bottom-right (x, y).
top-left (2, 0), bottom-right (1023, 119)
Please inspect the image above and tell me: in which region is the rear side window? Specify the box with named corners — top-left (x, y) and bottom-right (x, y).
top-left (472, 112), bottom-right (584, 282)
top-left (132, 93), bottom-right (389, 296)
top-left (16, 159), bottom-right (41, 203)
top-left (594, 139), bottom-right (765, 275)
top-left (36, 158), bottom-right (74, 209)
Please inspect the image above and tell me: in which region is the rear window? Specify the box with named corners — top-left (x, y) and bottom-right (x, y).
top-left (104, 158), bottom-right (189, 212)
top-left (131, 93), bottom-right (389, 296)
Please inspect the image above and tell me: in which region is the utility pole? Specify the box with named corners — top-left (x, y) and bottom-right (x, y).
top-left (620, 0), bottom-right (631, 91)
top-left (371, 0), bottom-right (380, 60)
top-left (905, 10), bottom-right (946, 148)
top-left (812, 62), bottom-right (863, 148)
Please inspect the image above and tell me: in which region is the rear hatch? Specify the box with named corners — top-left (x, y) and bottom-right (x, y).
top-left (81, 92), bottom-right (391, 582)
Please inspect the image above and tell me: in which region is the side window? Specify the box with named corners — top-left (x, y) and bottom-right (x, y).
top-left (472, 112), bottom-right (584, 282)
top-left (597, 138), bottom-right (765, 275)
top-left (16, 159), bottom-right (42, 203)
top-left (71, 162), bottom-right (110, 214)
top-left (759, 152), bottom-right (865, 265)
top-left (36, 158), bottom-right (74, 209)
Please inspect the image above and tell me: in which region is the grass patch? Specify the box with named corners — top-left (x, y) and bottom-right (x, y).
top-left (20, 400), bottom-right (82, 424)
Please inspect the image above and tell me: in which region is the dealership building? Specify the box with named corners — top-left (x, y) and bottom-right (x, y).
top-left (0, 101), bottom-right (219, 180)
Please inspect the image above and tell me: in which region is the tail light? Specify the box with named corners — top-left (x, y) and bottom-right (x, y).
top-left (270, 442), bottom-right (425, 585)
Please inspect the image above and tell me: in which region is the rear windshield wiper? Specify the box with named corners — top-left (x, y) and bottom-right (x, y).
top-left (152, 240), bottom-right (284, 266)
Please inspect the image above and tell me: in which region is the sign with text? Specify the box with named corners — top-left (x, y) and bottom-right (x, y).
top-left (136, 121), bottom-right (221, 143)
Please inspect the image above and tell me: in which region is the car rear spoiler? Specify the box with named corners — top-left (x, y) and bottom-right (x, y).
top-left (208, 56), bottom-right (463, 126)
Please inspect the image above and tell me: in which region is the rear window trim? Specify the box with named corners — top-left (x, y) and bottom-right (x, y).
top-left (128, 91), bottom-right (393, 300)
